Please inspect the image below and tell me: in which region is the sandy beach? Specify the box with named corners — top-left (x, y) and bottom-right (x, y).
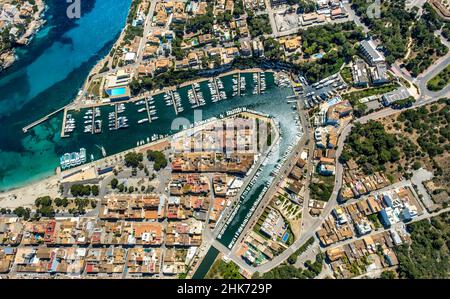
top-left (0, 175), bottom-right (60, 209)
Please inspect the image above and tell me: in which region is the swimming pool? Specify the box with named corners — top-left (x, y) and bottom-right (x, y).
top-left (108, 87), bottom-right (127, 97)
top-left (313, 53), bottom-right (324, 59)
top-left (282, 232), bottom-right (289, 243)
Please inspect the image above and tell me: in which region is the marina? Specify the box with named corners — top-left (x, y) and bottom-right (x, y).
top-left (52, 71), bottom-right (274, 147)
top-left (9, 70), bottom-right (298, 194)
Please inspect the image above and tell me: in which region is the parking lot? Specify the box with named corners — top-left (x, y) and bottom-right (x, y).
top-left (297, 74), bottom-right (349, 108)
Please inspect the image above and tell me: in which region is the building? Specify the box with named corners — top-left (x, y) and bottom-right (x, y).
top-left (352, 60), bottom-right (369, 87)
top-left (370, 62), bottom-right (389, 85)
top-left (381, 87), bottom-right (411, 107)
top-left (359, 39), bottom-right (385, 66)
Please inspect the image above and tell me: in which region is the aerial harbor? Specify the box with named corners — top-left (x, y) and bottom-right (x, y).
top-left (0, 0), bottom-right (448, 284)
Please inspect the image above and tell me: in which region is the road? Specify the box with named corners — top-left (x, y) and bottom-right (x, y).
top-left (208, 81), bottom-right (447, 274)
top-left (136, 0), bottom-right (158, 65)
top-left (323, 206), bottom-right (450, 253)
top-left (230, 103), bottom-right (311, 253)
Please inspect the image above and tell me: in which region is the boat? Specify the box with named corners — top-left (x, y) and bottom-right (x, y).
top-left (138, 118), bottom-right (148, 124)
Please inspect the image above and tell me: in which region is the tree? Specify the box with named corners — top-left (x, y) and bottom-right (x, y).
top-left (70, 184), bottom-right (92, 197)
top-left (35, 196), bottom-right (52, 208)
top-left (111, 178), bottom-right (119, 189)
top-left (412, 161), bottom-right (422, 170)
top-left (147, 150), bottom-right (168, 171)
top-left (91, 185), bottom-right (99, 196)
top-left (13, 207), bottom-right (31, 220)
top-left (124, 152), bottom-right (143, 168)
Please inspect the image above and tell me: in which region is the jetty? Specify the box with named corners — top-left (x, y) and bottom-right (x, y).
top-left (237, 72), bottom-right (241, 96)
top-left (114, 104), bottom-right (119, 130)
top-left (171, 91), bottom-right (179, 115)
top-left (144, 97), bottom-right (152, 123)
top-left (91, 108), bottom-right (96, 134)
top-left (212, 77), bottom-right (221, 97)
top-left (23, 104), bottom-right (71, 133)
top-left (257, 72), bottom-right (262, 95)
top-left (60, 108), bottom-right (69, 138)
top-left (191, 84), bottom-right (200, 107)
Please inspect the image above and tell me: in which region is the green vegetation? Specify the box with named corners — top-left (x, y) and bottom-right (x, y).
top-left (35, 196), bottom-right (55, 218)
top-left (205, 259), bottom-right (243, 279)
top-left (340, 121), bottom-right (400, 174)
top-left (247, 14), bottom-right (272, 38)
top-left (253, 253), bottom-right (325, 279)
top-left (147, 150), bottom-right (168, 171)
top-left (340, 66), bottom-right (353, 85)
top-left (342, 83), bottom-right (398, 117)
top-left (54, 198), bottom-right (69, 208)
top-left (287, 237), bottom-right (315, 265)
top-left (427, 65), bottom-right (450, 91)
top-left (233, 0), bottom-right (244, 17)
top-left (263, 37), bottom-right (283, 61)
top-left (110, 178), bottom-right (119, 189)
top-left (351, 1), bottom-right (447, 75)
top-left (341, 83), bottom-right (398, 102)
top-left (379, 270), bottom-right (397, 279)
top-left (70, 184), bottom-right (93, 197)
top-left (390, 97), bottom-right (415, 109)
top-left (13, 207), bottom-right (31, 220)
top-left (124, 152), bottom-right (143, 168)
top-left (396, 102), bottom-right (449, 158)
top-left (286, 0), bottom-right (316, 12)
top-left (442, 23), bottom-right (450, 41)
top-left (310, 181), bottom-right (334, 202)
top-left (185, 2), bottom-right (214, 34)
top-left (297, 22), bottom-right (364, 82)
top-left (395, 213), bottom-right (449, 278)
top-left (404, 3), bottom-right (448, 77)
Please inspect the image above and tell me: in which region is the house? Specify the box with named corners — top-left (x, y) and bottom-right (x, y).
top-left (284, 37), bottom-right (301, 53)
top-left (154, 58), bottom-right (173, 74)
top-left (359, 39), bottom-right (385, 66)
top-left (240, 40), bottom-right (252, 57)
top-left (381, 87), bottom-right (411, 107)
top-left (370, 62), bottom-right (390, 85)
top-left (352, 60), bottom-right (369, 87)
top-left (252, 39), bottom-right (264, 57)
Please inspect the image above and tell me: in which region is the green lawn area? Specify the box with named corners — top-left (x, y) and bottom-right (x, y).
top-left (205, 258), bottom-right (243, 279)
top-left (341, 83), bottom-right (399, 103)
top-left (427, 65), bottom-right (450, 91)
top-left (340, 67), bottom-right (353, 85)
top-left (87, 80), bottom-right (101, 97)
top-left (310, 175), bottom-right (335, 202)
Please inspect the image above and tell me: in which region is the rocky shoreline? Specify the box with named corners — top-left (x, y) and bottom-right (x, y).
top-left (0, 0), bottom-right (46, 72)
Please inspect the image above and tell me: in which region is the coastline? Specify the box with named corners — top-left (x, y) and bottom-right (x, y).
top-left (0, 0), bottom-right (47, 72)
top-left (0, 107), bottom-right (269, 209)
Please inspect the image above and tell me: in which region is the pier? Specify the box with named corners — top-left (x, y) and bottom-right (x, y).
top-left (191, 84), bottom-right (200, 107)
top-left (60, 108), bottom-right (69, 138)
top-left (257, 72), bottom-right (262, 95)
top-left (114, 104), bottom-right (119, 130)
top-left (23, 104), bottom-right (71, 133)
top-left (171, 91), bottom-right (179, 115)
top-left (212, 77), bottom-right (221, 98)
top-left (144, 97), bottom-right (152, 124)
top-left (91, 108), bottom-right (96, 134)
top-left (237, 72), bottom-right (241, 96)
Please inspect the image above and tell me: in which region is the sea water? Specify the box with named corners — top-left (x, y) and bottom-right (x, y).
top-left (0, 0), bottom-right (132, 190)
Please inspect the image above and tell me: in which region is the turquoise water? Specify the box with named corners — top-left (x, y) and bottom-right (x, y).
top-left (191, 247), bottom-right (219, 279)
top-left (108, 87), bottom-right (127, 96)
top-left (0, 0), bottom-right (132, 191)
